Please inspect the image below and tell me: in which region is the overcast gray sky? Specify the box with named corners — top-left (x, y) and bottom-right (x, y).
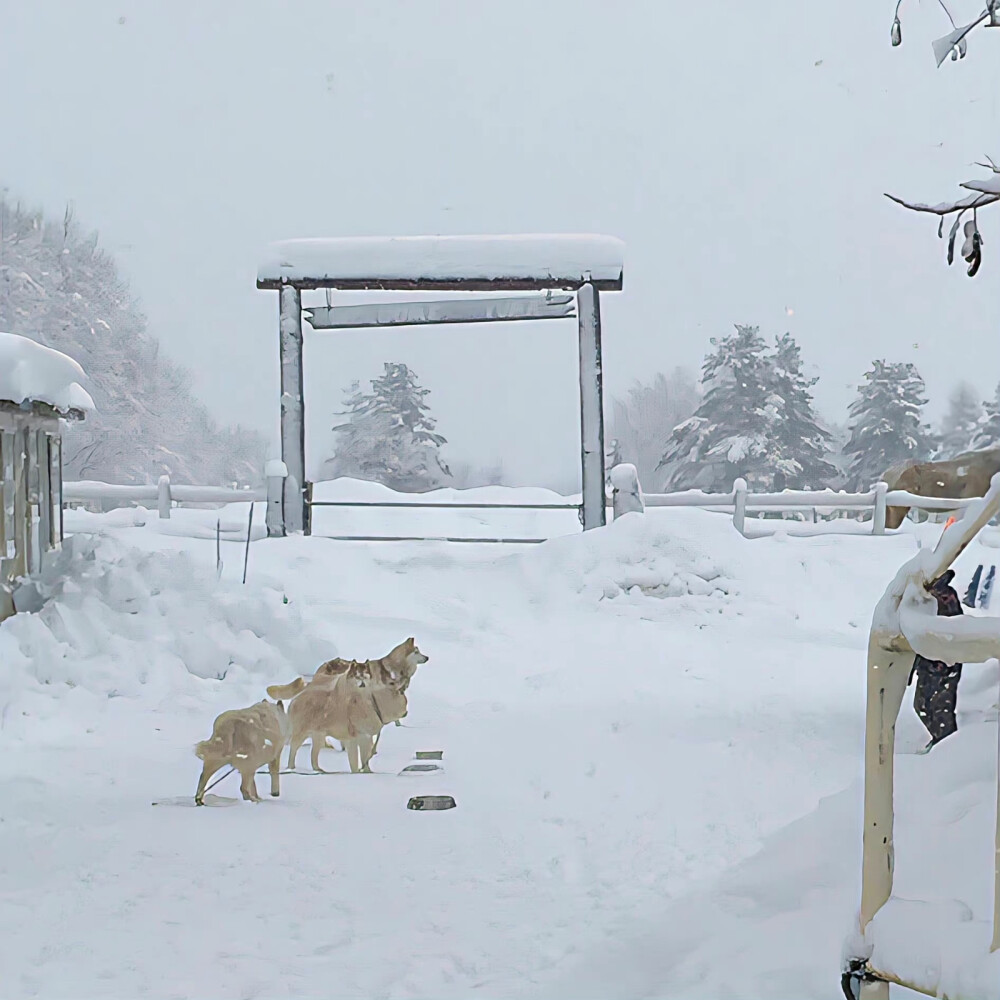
top-left (2, 0), bottom-right (998, 487)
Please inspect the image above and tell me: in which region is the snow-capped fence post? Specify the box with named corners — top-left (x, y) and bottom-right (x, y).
top-left (610, 463), bottom-right (643, 519)
top-left (576, 282), bottom-right (606, 531)
top-left (872, 481), bottom-right (888, 536)
top-left (157, 475), bottom-right (171, 519)
top-left (279, 282), bottom-right (306, 534)
top-left (265, 459), bottom-right (288, 539)
top-left (732, 478), bottom-right (748, 536)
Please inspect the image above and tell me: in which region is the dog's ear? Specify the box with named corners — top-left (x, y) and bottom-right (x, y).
top-left (405, 637), bottom-right (415, 649)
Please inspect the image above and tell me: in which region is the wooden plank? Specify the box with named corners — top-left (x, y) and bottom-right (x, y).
top-left (12, 429), bottom-right (27, 580)
top-left (260, 276), bottom-right (623, 293)
top-left (25, 427), bottom-right (38, 575)
top-left (577, 283), bottom-right (606, 531)
top-left (50, 434), bottom-right (62, 544)
top-left (37, 431), bottom-right (51, 564)
top-left (303, 294), bottom-right (575, 330)
top-left (279, 284), bottom-right (306, 533)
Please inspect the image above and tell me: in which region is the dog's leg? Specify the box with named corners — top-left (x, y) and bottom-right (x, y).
top-left (238, 767), bottom-right (257, 802)
top-left (269, 754), bottom-right (281, 797)
top-left (310, 736), bottom-right (328, 774)
top-left (287, 731), bottom-right (307, 771)
top-left (344, 739), bottom-right (361, 773)
top-left (194, 758), bottom-right (225, 806)
top-left (360, 735), bottom-right (375, 773)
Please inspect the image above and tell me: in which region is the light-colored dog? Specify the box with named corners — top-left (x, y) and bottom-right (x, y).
top-left (273, 638), bottom-right (428, 773)
top-left (194, 699), bottom-right (291, 805)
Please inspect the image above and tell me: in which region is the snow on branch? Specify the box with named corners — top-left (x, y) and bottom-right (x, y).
top-left (888, 3), bottom-right (1000, 276)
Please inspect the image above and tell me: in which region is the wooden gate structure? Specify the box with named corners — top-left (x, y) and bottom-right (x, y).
top-left (256, 235), bottom-right (624, 539)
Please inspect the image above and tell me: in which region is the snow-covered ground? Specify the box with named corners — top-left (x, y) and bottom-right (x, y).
top-left (1, 488), bottom-right (998, 998)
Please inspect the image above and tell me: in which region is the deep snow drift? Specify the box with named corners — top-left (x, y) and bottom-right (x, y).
top-left (1, 495), bottom-right (997, 998)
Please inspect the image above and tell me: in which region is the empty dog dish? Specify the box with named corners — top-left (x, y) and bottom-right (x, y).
top-left (399, 763), bottom-right (442, 774)
top-left (415, 750), bottom-right (443, 760)
top-left (407, 795), bottom-right (456, 811)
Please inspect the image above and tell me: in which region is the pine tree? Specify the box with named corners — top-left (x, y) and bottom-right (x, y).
top-left (969, 381), bottom-right (1000, 451)
top-left (843, 360), bottom-right (935, 490)
top-left (658, 326), bottom-right (835, 491)
top-left (936, 382), bottom-right (983, 458)
top-left (765, 333), bottom-right (838, 489)
top-left (324, 364), bottom-right (450, 491)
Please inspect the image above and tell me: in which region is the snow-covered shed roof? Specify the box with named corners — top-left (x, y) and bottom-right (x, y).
top-left (257, 234), bottom-right (625, 291)
top-left (0, 331), bottom-right (94, 416)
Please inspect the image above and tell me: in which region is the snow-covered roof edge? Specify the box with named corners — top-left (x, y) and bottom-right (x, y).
top-left (257, 234), bottom-right (625, 290)
top-left (0, 332), bottom-right (94, 416)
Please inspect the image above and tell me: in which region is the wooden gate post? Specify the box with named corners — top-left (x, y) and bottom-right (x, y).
top-left (279, 283), bottom-right (306, 534)
top-left (577, 282), bottom-right (606, 531)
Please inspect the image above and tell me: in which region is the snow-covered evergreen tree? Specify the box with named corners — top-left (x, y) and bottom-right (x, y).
top-left (0, 197), bottom-right (267, 486)
top-left (659, 325), bottom-right (780, 491)
top-left (970, 380), bottom-right (1000, 450)
top-left (936, 382), bottom-right (983, 458)
top-left (323, 364), bottom-right (450, 491)
top-left (659, 326), bottom-right (835, 492)
top-left (843, 360), bottom-right (935, 490)
top-left (766, 333), bottom-right (838, 489)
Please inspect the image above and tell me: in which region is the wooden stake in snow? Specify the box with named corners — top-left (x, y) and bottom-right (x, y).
top-left (215, 519), bottom-right (222, 580)
top-left (242, 504), bottom-right (254, 585)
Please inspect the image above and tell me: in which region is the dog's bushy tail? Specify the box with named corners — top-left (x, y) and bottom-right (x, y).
top-left (194, 732), bottom-right (231, 760)
top-left (267, 677), bottom-right (305, 701)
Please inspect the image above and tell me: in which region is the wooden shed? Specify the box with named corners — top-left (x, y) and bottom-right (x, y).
top-left (0, 332), bottom-right (91, 622)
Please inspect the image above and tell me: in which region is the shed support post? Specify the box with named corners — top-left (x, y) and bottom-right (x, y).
top-left (279, 283), bottom-right (306, 534)
top-left (577, 282), bottom-right (606, 531)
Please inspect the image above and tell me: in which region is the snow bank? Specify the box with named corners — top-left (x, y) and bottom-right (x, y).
top-left (257, 234), bottom-right (625, 286)
top-left (0, 331), bottom-right (94, 413)
top-left (0, 534), bottom-right (333, 744)
top-left (529, 509), bottom-right (733, 603)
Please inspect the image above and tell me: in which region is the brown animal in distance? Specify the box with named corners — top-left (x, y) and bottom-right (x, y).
top-left (881, 446), bottom-right (1000, 529)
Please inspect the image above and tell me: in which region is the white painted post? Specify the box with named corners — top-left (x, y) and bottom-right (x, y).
top-left (610, 463), bottom-right (644, 519)
top-left (279, 283), bottom-right (306, 534)
top-left (576, 282), bottom-right (606, 531)
top-left (872, 481), bottom-right (888, 536)
top-left (732, 478), bottom-right (748, 536)
top-left (157, 474), bottom-right (171, 519)
top-left (265, 459), bottom-right (288, 538)
top-left (993, 667), bottom-right (1000, 954)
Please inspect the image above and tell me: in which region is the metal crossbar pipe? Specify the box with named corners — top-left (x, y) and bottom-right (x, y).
top-left (320, 535), bottom-right (549, 544)
top-left (306, 500), bottom-right (581, 510)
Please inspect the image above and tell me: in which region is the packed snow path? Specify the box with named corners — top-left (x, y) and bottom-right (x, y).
top-left (0, 503), bottom-right (996, 998)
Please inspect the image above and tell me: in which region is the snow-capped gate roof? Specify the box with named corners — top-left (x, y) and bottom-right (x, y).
top-left (256, 234), bottom-right (625, 291)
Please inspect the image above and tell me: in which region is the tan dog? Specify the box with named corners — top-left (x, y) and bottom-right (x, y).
top-left (194, 699), bottom-right (290, 805)
top-left (882, 445), bottom-right (1000, 529)
top-left (266, 657), bottom-right (352, 702)
top-left (279, 638), bottom-right (428, 773)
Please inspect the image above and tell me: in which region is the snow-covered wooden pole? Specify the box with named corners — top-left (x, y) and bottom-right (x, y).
top-left (576, 282), bottom-right (606, 531)
top-left (872, 481), bottom-right (888, 536)
top-left (610, 463), bottom-right (644, 519)
top-left (279, 283), bottom-right (306, 534)
top-left (732, 478), bottom-right (748, 536)
top-left (265, 459), bottom-right (288, 539)
top-left (157, 474), bottom-right (171, 519)
top-left (993, 676), bottom-right (1000, 954)
top-left (855, 474), bottom-right (1000, 989)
